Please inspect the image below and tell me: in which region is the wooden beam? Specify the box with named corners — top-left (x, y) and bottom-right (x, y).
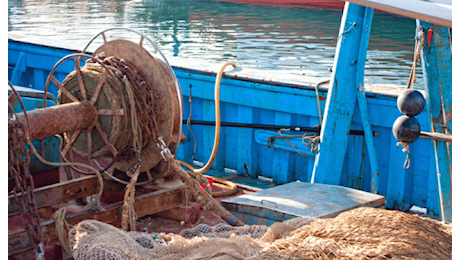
top-left (418, 20), bottom-right (452, 222)
top-left (312, 3), bottom-right (373, 185)
top-left (345, 0), bottom-right (452, 28)
top-left (8, 184), bottom-right (185, 256)
top-left (8, 175), bottom-right (98, 216)
top-left (419, 131), bottom-right (452, 142)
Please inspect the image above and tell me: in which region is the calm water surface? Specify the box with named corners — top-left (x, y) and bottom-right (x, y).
top-left (8, 0), bottom-right (422, 87)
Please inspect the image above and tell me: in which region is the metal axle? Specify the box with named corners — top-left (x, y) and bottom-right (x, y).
top-left (10, 101), bottom-right (97, 141)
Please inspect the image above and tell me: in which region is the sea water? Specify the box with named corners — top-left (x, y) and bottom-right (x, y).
top-left (8, 0), bottom-right (422, 87)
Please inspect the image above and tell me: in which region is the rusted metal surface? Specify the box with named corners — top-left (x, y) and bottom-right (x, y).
top-left (59, 61), bottom-right (127, 160)
top-left (46, 40), bottom-right (182, 179)
top-left (11, 101), bottom-right (97, 141)
top-left (8, 110), bottom-right (44, 257)
top-left (98, 55), bottom-right (160, 150)
top-left (93, 39), bottom-right (183, 174)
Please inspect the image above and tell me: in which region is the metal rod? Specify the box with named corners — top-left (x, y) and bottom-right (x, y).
top-left (183, 119), bottom-right (376, 136)
top-left (10, 101), bottom-right (98, 141)
top-left (419, 131), bottom-right (452, 142)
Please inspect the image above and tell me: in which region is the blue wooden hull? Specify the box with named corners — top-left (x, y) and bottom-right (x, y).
top-left (7, 34), bottom-right (443, 219)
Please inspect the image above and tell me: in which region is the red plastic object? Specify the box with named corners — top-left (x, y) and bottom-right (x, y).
top-left (427, 29), bottom-right (433, 45)
top-left (199, 177), bottom-right (213, 190)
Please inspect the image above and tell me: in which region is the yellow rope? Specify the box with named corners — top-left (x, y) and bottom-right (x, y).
top-left (178, 62), bottom-right (236, 174)
top-left (178, 62), bottom-right (237, 197)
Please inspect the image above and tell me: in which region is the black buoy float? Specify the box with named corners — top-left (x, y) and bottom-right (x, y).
top-left (394, 89), bottom-right (424, 143)
top-left (392, 115), bottom-right (421, 143)
top-left (397, 89), bottom-right (426, 117)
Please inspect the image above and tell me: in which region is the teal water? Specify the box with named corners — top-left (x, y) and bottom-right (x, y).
top-left (8, 0), bottom-right (422, 87)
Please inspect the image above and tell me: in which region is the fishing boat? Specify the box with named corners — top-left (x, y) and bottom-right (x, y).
top-left (8, 0), bottom-right (452, 259)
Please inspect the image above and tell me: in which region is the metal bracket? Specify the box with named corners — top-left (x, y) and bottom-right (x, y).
top-left (157, 136), bottom-right (172, 161)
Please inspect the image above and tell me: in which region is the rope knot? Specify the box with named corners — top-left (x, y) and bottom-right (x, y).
top-left (397, 142), bottom-right (411, 169)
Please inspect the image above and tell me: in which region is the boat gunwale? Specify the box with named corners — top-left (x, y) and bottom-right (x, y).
top-left (8, 33), bottom-right (409, 101)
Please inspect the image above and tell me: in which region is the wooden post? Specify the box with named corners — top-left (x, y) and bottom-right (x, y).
top-left (312, 3), bottom-right (374, 185)
top-left (354, 7), bottom-right (379, 194)
top-left (417, 20), bottom-right (452, 222)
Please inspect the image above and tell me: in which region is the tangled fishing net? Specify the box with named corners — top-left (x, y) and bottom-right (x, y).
top-left (68, 207), bottom-right (451, 260)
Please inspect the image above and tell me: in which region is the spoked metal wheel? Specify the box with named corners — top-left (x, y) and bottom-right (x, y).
top-left (81, 27), bottom-right (183, 155)
top-left (75, 28), bottom-right (185, 186)
top-left (44, 53), bottom-right (129, 178)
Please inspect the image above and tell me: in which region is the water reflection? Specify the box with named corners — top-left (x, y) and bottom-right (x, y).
top-left (8, 0), bottom-right (421, 86)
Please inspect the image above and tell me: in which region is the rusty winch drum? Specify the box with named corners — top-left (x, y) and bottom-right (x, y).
top-left (45, 28), bottom-right (184, 184)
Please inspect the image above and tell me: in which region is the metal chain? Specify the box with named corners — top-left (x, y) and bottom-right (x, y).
top-left (88, 55), bottom-right (172, 230)
top-left (8, 112), bottom-right (44, 259)
top-left (92, 54), bottom-right (161, 151)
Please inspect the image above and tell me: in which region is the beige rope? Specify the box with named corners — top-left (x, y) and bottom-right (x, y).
top-left (119, 74), bottom-right (143, 231)
top-left (167, 152), bottom-right (245, 226)
top-left (121, 167), bottom-right (140, 231)
top-left (407, 29), bottom-right (425, 89)
top-left (51, 208), bottom-right (73, 257)
top-left (397, 141), bottom-right (411, 169)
